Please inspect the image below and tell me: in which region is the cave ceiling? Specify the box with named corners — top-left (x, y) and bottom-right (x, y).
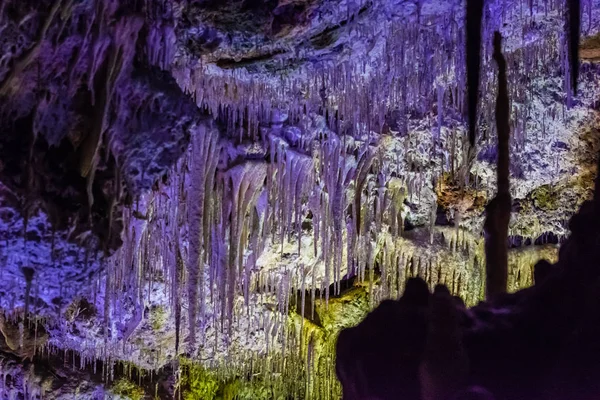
top-left (0, 0), bottom-right (599, 398)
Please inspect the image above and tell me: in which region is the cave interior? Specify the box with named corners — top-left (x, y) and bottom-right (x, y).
top-left (0, 0), bottom-right (600, 399)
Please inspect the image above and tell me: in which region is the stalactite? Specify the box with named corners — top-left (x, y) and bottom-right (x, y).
top-left (567, 0), bottom-right (581, 96)
top-left (436, 83), bottom-right (444, 142)
top-left (103, 261), bottom-right (111, 351)
top-left (466, 0), bottom-right (484, 149)
top-left (429, 199), bottom-right (437, 245)
top-left (224, 162), bottom-right (268, 333)
top-left (484, 32), bottom-right (511, 300)
top-left (21, 268), bottom-right (34, 321)
top-left (354, 150), bottom-right (375, 237)
top-left (310, 185), bottom-right (321, 258)
top-left (331, 154), bottom-right (345, 297)
top-left (0, 0), bottom-right (65, 97)
top-left (186, 125), bottom-right (219, 349)
top-left (79, 16), bottom-right (144, 220)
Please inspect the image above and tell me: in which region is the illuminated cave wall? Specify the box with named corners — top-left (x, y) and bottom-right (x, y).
top-left (0, 0), bottom-right (599, 398)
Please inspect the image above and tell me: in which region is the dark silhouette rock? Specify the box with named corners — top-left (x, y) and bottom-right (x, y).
top-left (419, 288), bottom-right (468, 400)
top-left (336, 279), bottom-right (430, 400)
top-left (451, 386), bottom-right (496, 400)
top-left (533, 259), bottom-right (553, 285)
top-left (337, 191), bottom-right (600, 400)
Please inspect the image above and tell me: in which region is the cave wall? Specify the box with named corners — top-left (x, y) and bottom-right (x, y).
top-left (0, 0), bottom-right (207, 316)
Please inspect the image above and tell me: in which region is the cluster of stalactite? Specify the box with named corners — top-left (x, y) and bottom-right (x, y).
top-left (172, 0), bottom-right (595, 168)
top-left (89, 119), bottom-right (561, 394)
top-left (92, 0), bottom-right (591, 378)
top-left (96, 1), bottom-right (596, 395)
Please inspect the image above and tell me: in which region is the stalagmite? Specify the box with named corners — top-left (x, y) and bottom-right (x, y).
top-left (484, 32), bottom-right (511, 300)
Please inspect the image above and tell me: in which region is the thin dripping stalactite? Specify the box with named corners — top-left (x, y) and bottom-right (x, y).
top-left (466, 0), bottom-right (484, 148)
top-left (567, 0), bottom-right (581, 97)
top-left (464, 0), bottom-right (484, 186)
top-left (186, 124), bottom-right (218, 350)
top-left (175, 241), bottom-right (184, 355)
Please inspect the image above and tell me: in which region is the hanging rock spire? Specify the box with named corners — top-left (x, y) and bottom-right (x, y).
top-left (466, 0), bottom-right (484, 149)
top-left (567, 0), bottom-right (581, 95)
top-left (186, 124), bottom-right (220, 349)
top-left (484, 32), bottom-right (511, 300)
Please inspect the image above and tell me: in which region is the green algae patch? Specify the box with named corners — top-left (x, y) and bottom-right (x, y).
top-left (149, 306), bottom-right (167, 331)
top-left (507, 244), bottom-right (558, 293)
top-left (315, 286), bottom-right (370, 334)
top-left (510, 214), bottom-right (541, 239)
top-left (177, 357), bottom-right (281, 400)
top-left (179, 359), bottom-right (220, 400)
top-left (573, 170), bottom-right (596, 200)
top-left (221, 378), bottom-right (271, 400)
top-left (530, 184), bottom-right (559, 211)
top-left (110, 378), bottom-right (146, 400)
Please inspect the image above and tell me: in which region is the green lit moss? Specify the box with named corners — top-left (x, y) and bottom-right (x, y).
top-left (511, 214), bottom-right (541, 239)
top-left (110, 378), bottom-right (145, 400)
top-left (149, 306), bottom-right (167, 331)
top-left (530, 184), bottom-right (559, 211)
top-left (221, 379), bottom-right (271, 400)
top-left (177, 357), bottom-right (279, 400)
top-left (574, 170), bottom-right (595, 201)
top-left (179, 358), bottom-right (219, 400)
top-left (507, 245), bottom-right (558, 292)
top-left (316, 286), bottom-right (369, 333)
top-left (221, 380), bottom-right (242, 400)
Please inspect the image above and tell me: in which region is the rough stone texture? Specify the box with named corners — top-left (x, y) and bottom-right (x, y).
top-left (581, 33), bottom-right (600, 61)
top-left (0, 0), bottom-right (206, 316)
top-left (173, 0), bottom-right (463, 75)
top-left (0, 335), bottom-right (175, 399)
